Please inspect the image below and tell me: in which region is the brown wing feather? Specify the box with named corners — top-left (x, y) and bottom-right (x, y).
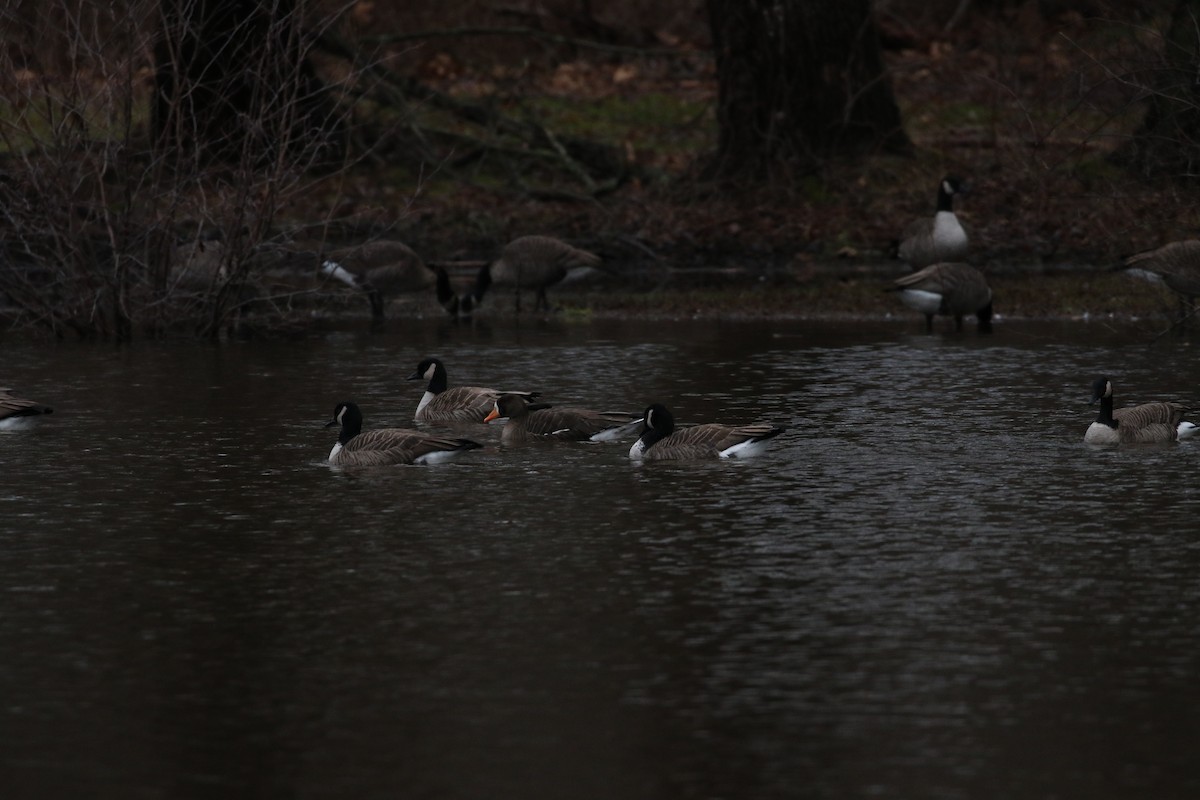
top-left (335, 427), bottom-right (476, 465)
top-left (1113, 401), bottom-right (1189, 429)
top-left (0, 389), bottom-right (53, 419)
top-left (419, 386), bottom-right (536, 424)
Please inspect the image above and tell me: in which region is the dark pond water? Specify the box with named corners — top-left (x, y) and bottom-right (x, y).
top-left (3, 315), bottom-right (1200, 799)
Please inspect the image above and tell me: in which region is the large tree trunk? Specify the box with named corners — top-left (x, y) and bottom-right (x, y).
top-left (705, 0), bottom-right (910, 180)
top-left (1119, 0), bottom-right (1200, 180)
top-left (152, 0), bottom-right (343, 165)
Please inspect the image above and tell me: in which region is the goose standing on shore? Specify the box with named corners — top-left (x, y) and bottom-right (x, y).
top-left (1084, 377), bottom-right (1197, 445)
top-left (325, 402), bottom-right (481, 465)
top-left (629, 403), bottom-right (784, 461)
top-left (1117, 240), bottom-right (1200, 329)
top-left (895, 176), bottom-right (970, 269)
top-left (321, 240), bottom-right (436, 319)
top-left (0, 387), bottom-right (53, 430)
top-left (406, 357), bottom-right (539, 424)
top-left (483, 393), bottom-right (642, 444)
top-left (887, 262), bottom-right (993, 333)
top-left (467, 235), bottom-right (603, 312)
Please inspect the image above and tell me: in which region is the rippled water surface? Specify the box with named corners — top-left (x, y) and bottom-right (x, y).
top-left (3, 316), bottom-right (1200, 799)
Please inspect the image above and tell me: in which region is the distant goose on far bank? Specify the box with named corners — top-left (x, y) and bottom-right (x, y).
top-left (406, 357), bottom-right (539, 424)
top-left (629, 403), bottom-right (784, 461)
top-left (1116, 239), bottom-right (1200, 327)
top-left (320, 240), bottom-right (436, 319)
top-left (1084, 377), bottom-right (1197, 445)
top-left (325, 402), bottom-right (482, 465)
top-left (894, 175), bottom-right (969, 269)
top-left (0, 387), bottom-right (53, 430)
top-left (887, 262), bottom-right (993, 333)
top-left (467, 235), bottom-right (604, 312)
top-left (483, 393), bottom-right (642, 444)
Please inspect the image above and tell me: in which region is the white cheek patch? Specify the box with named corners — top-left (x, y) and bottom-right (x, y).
top-left (942, 179), bottom-right (954, 195)
top-left (424, 363), bottom-right (436, 380)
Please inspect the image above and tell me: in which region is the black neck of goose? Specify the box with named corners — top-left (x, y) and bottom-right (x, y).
top-left (638, 426), bottom-right (666, 449)
top-left (427, 363), bottom-right (448, 394)
top-left (1095, 394), bottom-right (1118, 429)
top-left (976, 302), bottom-right (993, 333)
top-left (936, 185), bottom-right (955, 212)
top-left (339, 415), bottom-right (363, 444)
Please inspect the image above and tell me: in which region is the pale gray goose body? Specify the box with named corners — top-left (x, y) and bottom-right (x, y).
top-left (1118, 240), bottom-right (1200, 328)
top-left (325, 402), bottom-right (481, 465)
top-left (0, 387), bottom-right (53, 430)
top-left (629, 403), bottom-right (784, 461)
top-left (407, 357), bottom-right (539, 424)
top-left (321, 240), bottom-right (436, 319)
top-left (469, 235), bottom-right (602, 312)
top-left (484, 393), bottom-right (641, 444)
top-left (896, 176), bottom-right (969, 269)
top-left (888, 262), bottom-right (993, 332)
top-left (1084, 377), bottom-right (1198, 445)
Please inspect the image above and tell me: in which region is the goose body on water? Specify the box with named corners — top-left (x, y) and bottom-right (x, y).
top-left (469, 235), bottom-right (603, 312)
top-left (628, 403), bottom-right (784, 461)
top-left (888, 262), bottom-right (993, 332)
top-left (483, 393), bottom-right (642, 444)
top-left (325, 402), bottom-right (481, 465)
top-left (0, 388), bottom-right (53, 430)
top-left (895, 176), bottom-right (969, 269)
top-left (1084, 377), bottom-right (1198, 445)
top-left (407, 357), bottom-right (539, 424)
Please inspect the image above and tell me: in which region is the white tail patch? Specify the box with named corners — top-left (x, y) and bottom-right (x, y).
top-left (897, 288), bottom-right (943, 315)
top-left (322, 260), bottom-right (359, 288)
top-left (1177, 422), bottom-right (1199, 440)
top-left (719, 438), bottom-right (772, 459)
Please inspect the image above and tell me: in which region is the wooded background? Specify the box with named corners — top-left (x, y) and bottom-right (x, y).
top-left (1, 0), bottom-right (1197, 338)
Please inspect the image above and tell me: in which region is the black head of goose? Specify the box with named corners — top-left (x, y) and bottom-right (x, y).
top-left (887, 262), bottom-right (992, 333)
top-left (1084, 377), bottom-right (1197, 445)
top-left (894, 175), bottom-right (970, 269)
top-left (0, 387), bottom-right (53, 430)
top-left (405, 357), bottom-right (539, 424)
top-left (468, 235), bottom-right (603, 313)
top-left (628, 403), bottom-right (785, 461)
top-left (320, 240), bottom-right (436, 320)
top-left (483, 393), bottom-right (642, 444)
top-left (325, 401), bottom-right (482, 465)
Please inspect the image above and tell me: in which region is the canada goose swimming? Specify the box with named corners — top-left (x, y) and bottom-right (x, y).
top-left (325, 401), bottom-right (482, 465)
top-left (321, 240), bottom-right (436, 319)
top-left (468, 235), bottom-right (603, 312)
top-left (483, 393), bottom-right (642, 444)
top-left (406, 357), bottom-right (539, 424)
top-left (0, 387), bottom-right (53, 430)
top-left (1117, 240), bottom-right (1200, 328)
top-left (1084, 377), bottom-right (1198, 445)
top-left (895, 176), bottom-right (969, 269)
top-left (887, 262), bottom-right (993, 333)
top-left (628, 403), bottom-right (784, 461)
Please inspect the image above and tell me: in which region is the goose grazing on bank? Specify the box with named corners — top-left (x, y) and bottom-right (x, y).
top-left (1117, 240), bottom-right (1200, 328)
top-left (628, 403), bottom-right (784, 461)
top-left (406, 357), bottom-right (539, 424)
top-left (1084, 377), bottom-right (1198, 445)
top-left (483, 393), bottom-right (642, 444)
top-left (321, 240), bottom-right (436, 319)
top-left (325, 402), bottom-right (482, 465)
top-left (467, 235), bottom-right (603, 312)
top-left (887, 262), bottom-right (993, 333)
top-left (895, 175), bottom-right (970, 269)
top-left (0, 387), bottom-right (53, 430)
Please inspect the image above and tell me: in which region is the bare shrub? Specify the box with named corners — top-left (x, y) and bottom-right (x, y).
top-left (0, 0), bottom-right (358, 340)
